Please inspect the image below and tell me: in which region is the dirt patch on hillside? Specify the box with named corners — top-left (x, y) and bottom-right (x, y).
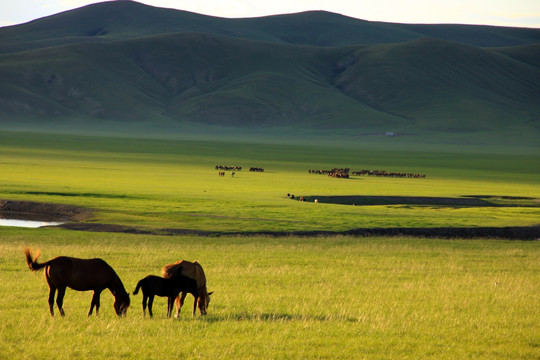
top-left (0, 200), bottom-right (92, 222)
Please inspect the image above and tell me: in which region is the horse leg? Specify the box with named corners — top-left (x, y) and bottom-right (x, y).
top-left (47, 286), bottom-right (56, 316)
top-left (174, 292), bottom-right (187, 318)
top-left (56, 287), bottom-right (66, 317)
top-left (88, 290), bottom-right (102, 316)
top-left (94, 291), bottom-right (102, 315)
top-left (142, 294), bottom-right (147, 317)
top-left (148, 295), bottom-right (155, 318)
top-left (167, 297), bottom-right (174, 318)
top-left (192, 295), bottom-right (198, 316)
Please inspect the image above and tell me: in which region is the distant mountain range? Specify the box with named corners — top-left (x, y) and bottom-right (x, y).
top-left (1, 0), bottom-right (539, 143)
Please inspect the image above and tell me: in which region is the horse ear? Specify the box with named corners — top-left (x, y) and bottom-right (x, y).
top-left (208, 291), bottom-right (214, 296)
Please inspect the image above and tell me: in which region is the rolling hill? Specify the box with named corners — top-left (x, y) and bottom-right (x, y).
top-left (0, 0), bottom-right (539, 144)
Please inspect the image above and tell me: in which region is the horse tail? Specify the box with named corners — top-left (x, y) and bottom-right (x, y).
top-left (133, 279), bottom-right (143, 295)
top-left (24, 248), bottom-right (49, 271)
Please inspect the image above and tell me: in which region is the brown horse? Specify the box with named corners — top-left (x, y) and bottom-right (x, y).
top-left (24, 248), bottom-right (130, 317)
top-left (162, 260), bottom-right (213, 316)
top-left (133, 275), bottom-right (198, 318)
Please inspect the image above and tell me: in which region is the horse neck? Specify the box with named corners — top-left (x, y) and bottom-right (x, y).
top-left (109, 274), bottom-right (128, 298)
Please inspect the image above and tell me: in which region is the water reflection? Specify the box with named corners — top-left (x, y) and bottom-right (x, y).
top-left (0, 219), bottom-right (64, 228)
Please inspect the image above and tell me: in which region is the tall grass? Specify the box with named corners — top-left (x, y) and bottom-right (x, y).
top-left (1, 229), bottom-right (538, 359)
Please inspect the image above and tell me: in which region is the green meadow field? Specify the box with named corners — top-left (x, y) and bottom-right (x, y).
top-left (1, 231), bottom-right (539, 359)
top-left (0, 131), bottom-right (539, 232)
top-left (1, 130), bottom-right (539, 359)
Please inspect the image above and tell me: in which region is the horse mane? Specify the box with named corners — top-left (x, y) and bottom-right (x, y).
top-left (110, 270), bottom-right (130, 297)
top-left (193, 262), bottom-right (206, 287)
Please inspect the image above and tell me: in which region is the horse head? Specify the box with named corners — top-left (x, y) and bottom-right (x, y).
top-left (198, 291), bottom-right (213, 315)
top-left (114, 292), bottom-right (130, 317)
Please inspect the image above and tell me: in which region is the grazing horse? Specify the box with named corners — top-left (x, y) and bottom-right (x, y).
top-left (162, 260), bottom-right (213, 316)
top-left (24, 248), bottom-right (130, 317)
top-left (133, 275), bottom-right (198, 318)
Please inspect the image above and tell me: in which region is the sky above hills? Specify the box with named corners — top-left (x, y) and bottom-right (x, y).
top-left (2, 0), bottom-right (540, 28)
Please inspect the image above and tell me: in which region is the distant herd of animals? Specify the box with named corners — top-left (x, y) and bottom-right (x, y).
top-left (24, 248), bottom-right (212, 318)
top-left (215, 165), bottom-right (242, 171)
top-left (309, 168), bottom-right (426, 179)
top-left (216, 165), bottom-right (265, 174)
top-left (215, 165), bottom-right (424, 178)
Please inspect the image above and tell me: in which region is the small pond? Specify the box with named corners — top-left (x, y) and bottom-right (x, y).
top-left (0, 218), bottom-right (64, 228)
top-left (1, 200), bottom-right (91, 228)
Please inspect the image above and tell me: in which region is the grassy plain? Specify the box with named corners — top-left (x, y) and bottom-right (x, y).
top-left (1, 230), bottom-right (539, 359)
top-left (0, 131), bottom-right (538, 232)
top-left (0, 131), bottom-right (539, 359)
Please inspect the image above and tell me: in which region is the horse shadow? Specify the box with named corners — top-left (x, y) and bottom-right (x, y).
top-left (198, 311), bottom-right (357, 323)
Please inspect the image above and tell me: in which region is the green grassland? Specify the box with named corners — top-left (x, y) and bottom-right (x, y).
top-left (1, 231), bottom-right (539, 359)
top-left (0, 131), bottom-right (538, 233)
top-left (1, 131), bottom-right (539, 359)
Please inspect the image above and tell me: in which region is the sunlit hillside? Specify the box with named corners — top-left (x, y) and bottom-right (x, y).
top-left (0, 1), bottom-right (539, 146)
